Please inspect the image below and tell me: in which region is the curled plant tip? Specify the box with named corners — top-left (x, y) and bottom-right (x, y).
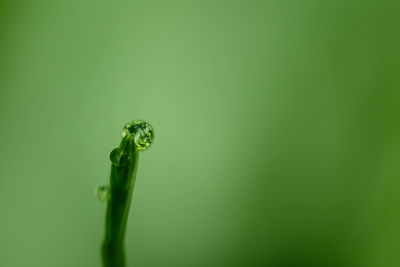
top-left (101, 120), bottom-right (154, 267)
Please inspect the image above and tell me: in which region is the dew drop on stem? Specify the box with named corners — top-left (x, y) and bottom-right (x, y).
top-left (95, 185), bottom-right (110, 202)
top-left (109, 147), bottom-right (129, 166)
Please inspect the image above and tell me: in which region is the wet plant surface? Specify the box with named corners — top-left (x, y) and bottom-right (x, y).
top-left (101, 120), bottom-right (154, 267)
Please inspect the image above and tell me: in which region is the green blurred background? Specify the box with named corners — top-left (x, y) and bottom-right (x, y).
top-left (1, 1), bottom-right (399, 266)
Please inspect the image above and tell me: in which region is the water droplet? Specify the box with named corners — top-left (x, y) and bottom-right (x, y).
top-left (95, 185), bottom-right (109, 202)
top-left (122, 120), bottom-right (154, 151)
top-left (110, 147), bottom-right (129, 166)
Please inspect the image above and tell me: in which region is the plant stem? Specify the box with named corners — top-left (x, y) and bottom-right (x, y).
top-left (102, 137), bottom-right (139, 267)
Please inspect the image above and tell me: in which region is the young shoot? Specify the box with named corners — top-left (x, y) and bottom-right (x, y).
top-left (100, 120), bottom-right (154, 267)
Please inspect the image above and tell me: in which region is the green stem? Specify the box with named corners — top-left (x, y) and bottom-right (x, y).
top-left (102, 137), bottom-right (139, 267)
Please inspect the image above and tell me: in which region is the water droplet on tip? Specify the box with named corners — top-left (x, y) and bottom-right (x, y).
top-left (122, 120), bottom-right (154, 151)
